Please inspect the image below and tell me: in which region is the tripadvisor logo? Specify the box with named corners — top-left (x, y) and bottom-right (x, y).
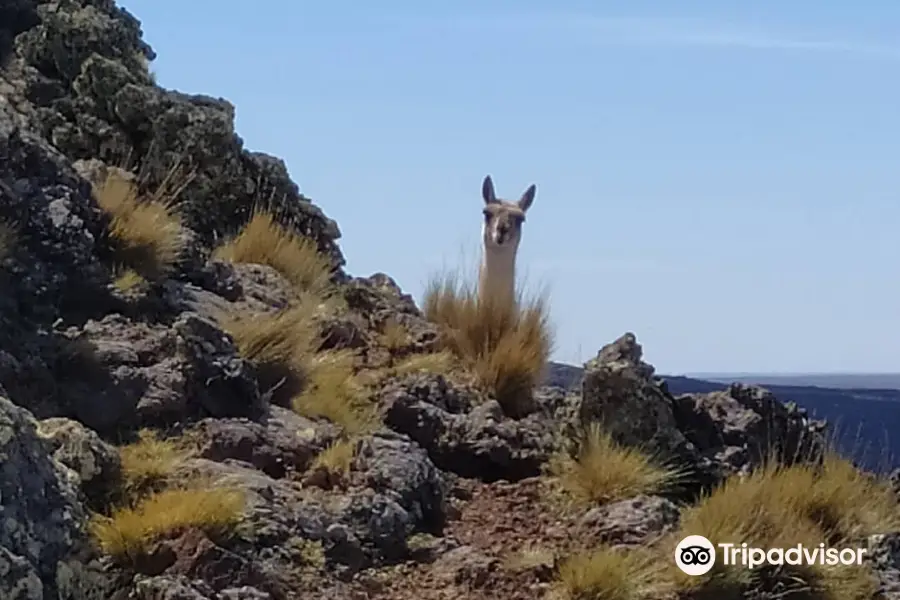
top-left (675, 535), bottom-right (716, 576)
top-left (674, 535), bottom-right (869, 575)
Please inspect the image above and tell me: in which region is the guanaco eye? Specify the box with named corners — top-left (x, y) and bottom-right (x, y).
top-left (482, 211), bottom-right (491, 222)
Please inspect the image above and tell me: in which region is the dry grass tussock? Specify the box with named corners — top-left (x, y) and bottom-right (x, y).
top-left (549, 423), bottom-right (683, 507)
top-left (118, 429), bottom-right (188, 498)
top-left (378, 318), bottom-right (410, 353)
top-left (387, 351), bottom-right (457, 378)
top-left (221, 303), bottom-right (320, 386)
top-left (356, 350), bottom-right (459, 391)
top-left (310, 438), bottom-right (356, 478)
top-left (111, 267), bottom-right (148, 295)
top-left (221, 302), bottom-right (373, 435)
top-left (355, 316), bottom-right (460, 386)
top-left (213, 208), bottom-right (373, 431)
top-left (554, 545), bottom-right (672, 600)
top-left (90, 429), bottom-right (244, 563)
top-left (90, 487), bottom-right (245, 561)
top-left (504, 545), bottom-right (556, 573)
top-left (669, 452), bottom-right (894, 598)
top-left (293, 348), bottom-right (374, 435)
top-left (92, 167), bottom-right (186, 282)
top-left (212, 209), bottom-right (334, 299)
top-left (422, 271), bottom-right (553, 416)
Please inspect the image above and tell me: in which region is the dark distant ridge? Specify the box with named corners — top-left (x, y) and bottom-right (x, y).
top-left (687, 373), bottom-right (900, 391)
top-left (545, 362), bottom-right (900, 473)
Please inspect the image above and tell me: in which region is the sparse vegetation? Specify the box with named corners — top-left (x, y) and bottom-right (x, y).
top-left (792, 452), bottom-right (900, 544)
top-left (91, 429), bottom-right (243, 565)
top-left (221, 302), bottom-right (372, 434)
top-left (357, 350), bottom-right (459, 390)
top-left (422, 271), bottom-right (553, 416)
top-left (293, 348), bottom-right (373, 435)
top-left (288, 538), bottom-right (327, 570)
top-left (213, 210), bottom-right (375, 434)
top-left (118, 429), bottom-right (187, 498)
top-left (112, 267), bottom-right (148, 295)
top-left (371, 316), bottom-right (460, 380)
top-left (212, 209), bottom-right (334, 298)
top-left (669, 453), bottom-right (889, 598)
top-left (504, 545), bottom-right (556, 573)
top-left (549, 423), bottom-right (682, 506)
top-left (554, 546), bottom-right (671, 600)
top-left (92, 167), bottom-right (186, 282)
top-left (389, 350), bottom-right (457, 378)
top-left (379, 318), bottom-right (409, 353)
top-left (222, 304), bottom-right (320, 394)
top-left (89, 487), bottom-right (244, 561)
top-left (310, 438), bottom-right (356, 478)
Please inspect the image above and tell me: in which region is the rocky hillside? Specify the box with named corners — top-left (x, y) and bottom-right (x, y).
top-left (547, 364), bottom-right (900, 472)
top-left (3, 2), bottom-right (900, 600)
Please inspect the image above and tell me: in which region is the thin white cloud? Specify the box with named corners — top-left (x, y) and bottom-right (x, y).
top-left (388, 13), bottom-right (900, 60)
top-left (576, 17), bottom-right (900, 58)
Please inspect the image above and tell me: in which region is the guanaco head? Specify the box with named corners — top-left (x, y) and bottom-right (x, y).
top-left (481, 175), bottom-right (536, 252)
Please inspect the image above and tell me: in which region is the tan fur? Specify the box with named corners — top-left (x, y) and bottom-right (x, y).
top-left (478, 175), bottom-right (536, 306)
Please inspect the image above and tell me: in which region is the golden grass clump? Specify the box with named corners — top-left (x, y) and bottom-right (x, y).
top-left (293, 349), bottom-right (373, 435)
top-left (355, 349), bottom-right (458, 390)
top-left (310, 438), bottom-right (356, 478)
top-left (92, 429), bottom-right (244, 564)
top-left (792, 452), bottom-right (900, 544)
top-left (118, 429), bottom-right (187, 498)
top-left (422, 272), bottom-right (553, 416)
top-left (379, 318), bottom-right (409, 353)
top-left (212, 209), bottom-right (334, 298)
top-left (554, 546), bottom-right (671, 600)
top-left (222, 304), bottom-right (319, 389)
top-left (389, 351), bottom-right (457, 378)
top-left (221, 303), bottom-right (372, 434)
top-left (669, 454), bottom-right (890, 598)
top-left (290, 538), bottom-right (327, 570)
top-left (89, 487), bottom-right (244, 561)
top-left (92, 168), bottom-right (185, 282)
top-left (112, 267), bottom-right (148, 295)
top-left (504, 545), bottom-right (556, 573)
top-left (550, 423), bottom-right (682, 506)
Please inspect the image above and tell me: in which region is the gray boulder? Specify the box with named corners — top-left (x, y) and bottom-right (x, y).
top-left (0, 396), bottom-right (112, 599)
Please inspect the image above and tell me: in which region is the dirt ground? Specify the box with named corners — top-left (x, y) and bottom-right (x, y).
top-left (350, 477), bottom-right (581, 600)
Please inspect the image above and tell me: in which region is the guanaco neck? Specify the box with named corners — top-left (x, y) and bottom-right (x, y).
top-left (479, 243), bottom-right (517, 306)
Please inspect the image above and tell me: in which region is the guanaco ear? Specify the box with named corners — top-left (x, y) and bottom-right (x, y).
top-left (482, 175), bottom-right (498, 205)
top-left (518, 184), bottom-right (536, 212)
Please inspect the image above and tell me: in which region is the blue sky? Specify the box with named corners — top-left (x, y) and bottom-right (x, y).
top-left (126, 1), bottom-right (900, 374)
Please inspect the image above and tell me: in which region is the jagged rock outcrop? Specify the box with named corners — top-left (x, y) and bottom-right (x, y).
top-left (574, 333), bottom-right (828, 494)
top-left (37, 416), bottom-right (123, 508)
top-left (54, 312), bottom-right (264, 435)
top-left (578, 333), bottom-right (720, 495)
top-left (5, 0), bottom-right (342, 269)
top-left (187, 407), bottom-right (339, 480)
top-left (383, 373), bottom-right (575, 482)
top-left (671, 381), bottom-right (828, 475)
top-left (0, 396), bottom-right (111, 600)
top-left (162, 430), bottom-right (448, 592)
